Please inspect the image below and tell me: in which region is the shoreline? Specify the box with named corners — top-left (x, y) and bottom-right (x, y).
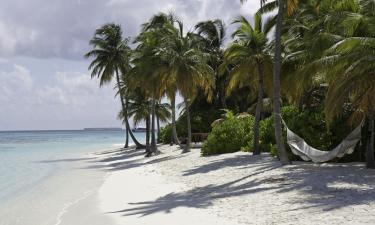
top-left (0, 145), bottom-right (119, 225)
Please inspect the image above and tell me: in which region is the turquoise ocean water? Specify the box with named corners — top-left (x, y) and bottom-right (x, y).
top-left (0, 130), bottom-right (145, 206)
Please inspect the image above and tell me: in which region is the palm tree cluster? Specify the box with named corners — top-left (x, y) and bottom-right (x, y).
top-left (86, 14), bottom-right (215, 156)
top-left (86, 0), bottom-right (375, 167)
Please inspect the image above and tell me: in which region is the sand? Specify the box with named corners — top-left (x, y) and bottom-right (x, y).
top-left (5, 145), bottom-right (374, 225)
top-left (81, 145), bottom-right (375, 225)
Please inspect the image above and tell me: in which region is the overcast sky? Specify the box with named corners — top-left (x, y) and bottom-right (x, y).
top-left (0, 0), bottom-right (259, 130)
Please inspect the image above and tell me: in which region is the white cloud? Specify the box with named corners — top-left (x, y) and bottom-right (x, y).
top-left (36, 71), bottom-right (114, 107)
top-left (0, 0), bottom-right (260, 59)
top-left (0, 62), bottom-right (121, 130)
top-left (0, 64), bottom-right (33, 103)
top-left (0, 58), bottom-right (9, 63)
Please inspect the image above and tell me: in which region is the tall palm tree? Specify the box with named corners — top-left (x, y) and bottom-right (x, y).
top-left (241, 0), bottom-right (301, 164)
top-left (141, 13), bottom-right (182, 147)
top-left (160, 24), bottom-right (215, 153)
top-left (85, 23), bottom-right (144, 149)
top-left (221, 14), bottom-right (273, 155)
top-left (132, 17), bottom-right (173, 154)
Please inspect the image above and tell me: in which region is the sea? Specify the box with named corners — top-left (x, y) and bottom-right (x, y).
top-left (0, 130), bottom-right (145, 225)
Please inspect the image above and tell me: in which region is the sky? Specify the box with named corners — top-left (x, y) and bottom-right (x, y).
top-left (0, 0), bottom-right (259, 130)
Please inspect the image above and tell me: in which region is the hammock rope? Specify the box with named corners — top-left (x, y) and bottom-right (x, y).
top-left (282, 119), bottom-right (364, 163)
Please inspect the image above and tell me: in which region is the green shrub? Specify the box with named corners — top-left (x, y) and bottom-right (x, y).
top-left (201, 113), bottom-right (254, 156)
top-left (259, 116), bottom-right (275, 154)
top-left (158, 124), bottom-right (173, 144)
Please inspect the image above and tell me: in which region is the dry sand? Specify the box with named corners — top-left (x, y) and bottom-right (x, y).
top-left (81, 145), bottom-right (375, 225)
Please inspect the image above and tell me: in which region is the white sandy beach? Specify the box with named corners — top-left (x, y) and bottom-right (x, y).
top-left (2, 145), bottom-right (375, 225)
top-left (72, 145), bottom-right (375, 225)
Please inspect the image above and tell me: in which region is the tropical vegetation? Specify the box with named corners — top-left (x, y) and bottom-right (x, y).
top-left (86, 0), bottom-right (375, 168)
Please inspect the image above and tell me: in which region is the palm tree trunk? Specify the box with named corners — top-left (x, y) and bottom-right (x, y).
top-left (124, 127), bottom-right (129, 148)
top-left (157, 114), bottom-right (161, 143)
top-left (171, 95), bottom-right (180, 145)
top-left (220, 83), bottom-right (227, 109)
top-left (145, 115), bottom-right (151, 157)
top-left (151, 99), bottom-right (157, 153)
top-left (124, 99), bottom-right (129, 148)
top-left (125, 119), bottom-right (145, 149)
top-left (367, 109), bottom-right (375, 168)
top-left (253, 60), bottom-right (264, 155)
top-left (115, 71), bottom-right (144, 149)
top-left (273, 0), bottom-right (290, 165)
top-left (183, 98), bottom-right (191, 153)
top-left (216, 69), bottom-right (227, 109)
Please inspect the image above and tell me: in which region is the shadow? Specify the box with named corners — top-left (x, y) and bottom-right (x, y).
top-left (98, 149), bottom-right (145, 163)
top-left (110, 167), bottom-right (279, 217)
top-left (81, 143), bottom-right (375, 217)
top-left (278, 163), bottom-right (375, 211)
top-left (108, 151), bottom-right (375, 217)
top-left (108, 158), bottom-right (285, 217)
top-left (106, 155), bottom-right (186, 172)
top-left (82, 146), bottom-right (188, 172)
top-left (182, 153), bottom-right (276, 176)
top-left (93, 148), bottom-right (128, 156)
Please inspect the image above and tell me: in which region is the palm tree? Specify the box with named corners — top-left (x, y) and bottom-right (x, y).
top-left (140, 13), bottom-right (182, 147)
top-left (280, 1), bottom-right (329, 108)
top-left (132, 16), bottom-right (174, 154)
top-left (120, 88), bottom-right (153, 155)
top-left (317, 0), bottom-right (375, 168)
top-left (139, 13), bottom-right (214, 152)
top-left (241, 0), bottom-right (302, 164)
top-left (195, 20), bottom-right (228, 108)
top-left (221, 14), bottom-right (273, 155)
top-left (279, 0), bottom-right (375, 167)
top-left (85, 23), bottom-right (144, 149)
top-left (160, 23), bottom-right (215, 153)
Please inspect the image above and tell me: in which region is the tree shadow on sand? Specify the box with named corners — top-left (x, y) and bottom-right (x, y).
top-left (279, 163), bottom-right (375, 212)
top-left (83, 148), bottom-right (188, 172)
top-left (97, 148), bottom-right (145, 163)
top-left (108, 152), bottom-right (375, 217)
top-left (182, 153), bottom-right (276, 176)
top-left (109, 163), bottom-right (281, 217)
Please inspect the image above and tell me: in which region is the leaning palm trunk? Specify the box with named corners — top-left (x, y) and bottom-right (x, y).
top-left (273, 0), bottom-right (290, 164)
top-left (183, 99), bottom-right (191, 153)
top-left (171, 95), bottom-right (180, 145)
top-left (367, 109), bottom-right (375, 168)
top-left (151, 99), bottom-right (157, 153)
top-left (124, 128), bottom-right (129, 148)
top-left (125, 118), bottom-right (145, 149)
top-left (115, 71), bottom-right (144, 149)
top-left (253, 60), bottom-right (264, 155)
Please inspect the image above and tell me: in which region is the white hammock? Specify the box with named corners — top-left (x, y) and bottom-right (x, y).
top-left (283, 120), bottom-right (364, 163)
